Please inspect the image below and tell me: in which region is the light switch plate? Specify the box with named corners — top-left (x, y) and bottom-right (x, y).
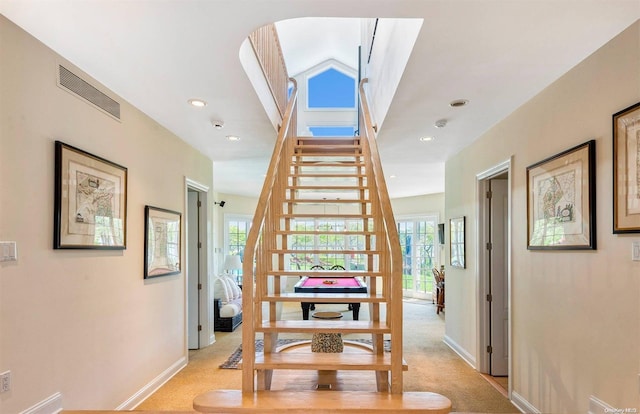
top-left (0, 241), bottom-right (17, 262)
top-left (633, 242), bottom-right (640, 261)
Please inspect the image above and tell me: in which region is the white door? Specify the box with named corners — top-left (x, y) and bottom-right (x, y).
top-left (187, 190), bottom-right (200, 350)
top-left (490, 178), bottom-right (508, 375)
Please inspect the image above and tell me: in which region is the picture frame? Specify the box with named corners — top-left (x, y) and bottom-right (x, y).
top-left (144, 206), bottom-right (182, 278)
top-left (526, 140), bottom-right (596, 250)
top-left (613, 101), bottom-right (640, 233)
top-left (54, 141), bottom-right (127, 249)
top-left (449, 216), bottom-right (465, 268)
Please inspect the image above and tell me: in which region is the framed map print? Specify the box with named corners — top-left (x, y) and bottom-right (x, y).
top-left (613, 102), bottom-right (640, 233)
top-left (54, 141), bottom-right (127, 249)
top-left (144, 206), bottom-right (181, 278)
top-left (527, 140), bottom-right (595, 250)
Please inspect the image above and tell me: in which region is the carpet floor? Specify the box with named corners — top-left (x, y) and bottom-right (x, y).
top-left (137, 299), bottom-right (519, 413)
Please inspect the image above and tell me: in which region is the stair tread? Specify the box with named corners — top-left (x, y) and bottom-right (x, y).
top-left (280, 213), bottom-right (373, 218)
top-left (270, 249), bottom-right (379, 254)
top-left (286, 198), bottom-right (370, 203)
top-left (289, 173), bottom-right (366, 177)
top-left (255, 351), bottom-right (408, 371)
top-left (275, 230), bottom-right (375, 235)
top-left (263, 292), bottom-right (385, 302)
top-left (287, 185), bottom-right (368, 190)
top-left (267, 271), bottom-right (382, 277)
top-left (258, 320), bottom-right (391, 333)
top-left (193, 390), bottom-right (452, 413)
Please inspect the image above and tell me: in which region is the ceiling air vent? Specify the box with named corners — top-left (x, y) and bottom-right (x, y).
top-left (58, 65), bottom-right (120, 120)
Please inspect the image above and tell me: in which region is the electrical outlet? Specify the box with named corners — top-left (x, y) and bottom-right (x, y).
top-left (0, 371), bottom-right (10, 393)
top-left (633, 242), bottom-right (640, 261)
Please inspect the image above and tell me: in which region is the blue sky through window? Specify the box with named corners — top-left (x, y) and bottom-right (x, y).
top-left (309, 126), bottom-right (355, 137)
top-left (308, 68), bottom-right (355, 108)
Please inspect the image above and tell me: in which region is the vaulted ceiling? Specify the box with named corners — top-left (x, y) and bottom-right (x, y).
top-left (1, 1), bottom-right (638, 198)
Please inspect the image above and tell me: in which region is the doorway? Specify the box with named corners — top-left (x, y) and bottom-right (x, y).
top-left (185, 179), bottom-right (211, 351)
top-left (476, 160), bottom-right (511, 394)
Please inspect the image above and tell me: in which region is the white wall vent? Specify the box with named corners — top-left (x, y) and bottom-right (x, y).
top-left (58, 65), bottom-right (120, 120)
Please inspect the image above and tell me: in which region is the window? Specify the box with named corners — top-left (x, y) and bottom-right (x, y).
top-left (397, 216), bottom-right (438, 298)
top-left (309, 126), bottom-right (355, 137)
top-left (224, 215), bottom-right (252, 275)
top-left (288, 218), bottom-right (370, 271)
top-left (307, 67), bottom-right (356, 109)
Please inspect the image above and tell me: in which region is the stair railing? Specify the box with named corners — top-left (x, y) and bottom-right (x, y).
top-left (249, 24), bottom-right (290, 118)
top-left (241, 79), bottom-right (298, 393)
top-left (359, 78), bottom-right (404, 393)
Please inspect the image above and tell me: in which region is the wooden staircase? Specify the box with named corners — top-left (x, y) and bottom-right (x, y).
top-left (254, 135), bottom-right (396, 392)
top-left (193, 80), bottom-right (451, 412)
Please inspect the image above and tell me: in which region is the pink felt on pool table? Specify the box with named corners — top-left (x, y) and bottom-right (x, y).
top-left (302, 277), bottom-right (360, 287)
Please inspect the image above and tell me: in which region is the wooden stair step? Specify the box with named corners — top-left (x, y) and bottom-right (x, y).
top-left (267, 271), bottom-right (382, 277)
top-left (295, 136), bottom-right (360, 142)
top-left (270, 249), bottom-right (379, 255)
top-left (258, 320), bottom-right (391, 334)
top-left (287, 185), bottom-right (368, 190)
top-left (263, 293), bottom-right (385, 302)
top-left (193, 390), bottom-right (452, 413)
top-left (280, 213), bottom-right (373, 219)
top-left (291, 162), bottom-right (365, 167)
top-left (255, 352), bottom-right (408, 371)
top-left (293, 144), bottom-right (362, 152)
top-left (289, 173), bottom-right (366, 178)
top-left (293, 152), bottom-right (363, 157)
top-left (275, 230), bottom-right (375, 235)
top-left (286, 198), bottom-right (370, 203)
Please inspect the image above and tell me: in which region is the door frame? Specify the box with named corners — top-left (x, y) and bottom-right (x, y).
top-left (475, 158), bottom-right (512, 394)
top-left (184, 178), bottom-right (213, 353)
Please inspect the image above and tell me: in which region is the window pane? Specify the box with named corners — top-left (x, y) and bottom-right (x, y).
top-left (308, 68), bottom-right (356, 108)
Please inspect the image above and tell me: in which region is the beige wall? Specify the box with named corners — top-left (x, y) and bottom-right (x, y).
top-left (0, 16), bottom-right (213, 412)
top-left (445, 21), bottom-right (640, 412)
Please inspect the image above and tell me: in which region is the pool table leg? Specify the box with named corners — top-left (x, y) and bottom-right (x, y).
top-left (301, 303), bottom-right (311, 320)
top-left (351, 303), bottom-right (361, 320)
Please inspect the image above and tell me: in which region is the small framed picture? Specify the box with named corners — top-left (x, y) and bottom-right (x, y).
top-left (613, 102), bottom-right (640, 233)
top-left (54, 141), bottom-right (127, 249)
top-left (449, 216), bottom-right (465, 268)
top-left (527, 140), bottom-right (596, 250)
top-left (144, 206), bottom-right (182, 278)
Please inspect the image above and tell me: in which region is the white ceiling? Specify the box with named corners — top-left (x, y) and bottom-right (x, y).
top-left (1, 1), bottom-right (639, 198)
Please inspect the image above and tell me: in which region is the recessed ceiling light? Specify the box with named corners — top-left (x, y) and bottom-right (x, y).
top-left (449, 99), bottom-right (469, 108)
top-left (389, 175), bottom-right (396, 179)
top-left (188, 98), bottom-right (207, 107)
top-left (419, 136), bottom-right (434, 142)
top-left (226, 135), bottom-right (240, 141)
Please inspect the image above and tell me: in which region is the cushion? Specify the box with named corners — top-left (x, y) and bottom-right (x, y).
top-left (219, 302), bottom-right (241, 318)
top-left (213, 277), bottom-right (230, 302)
top-left (220, 277), bottom-right (236, 300)
top-left (224, 276), bottom-right (242, 299)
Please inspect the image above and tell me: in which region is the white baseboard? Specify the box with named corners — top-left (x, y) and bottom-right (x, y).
top-left (118, 356), bottom-right (187, 410)
top-left (21, 392), bottom-right (62, 414)
top-left (589, 395), bottom-right (615, 414)
top-left (511, 391), bottom-right (540, 413)
top-left (443, 334), bottom-right (477, 369)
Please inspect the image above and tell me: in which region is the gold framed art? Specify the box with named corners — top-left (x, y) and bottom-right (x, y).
top-left (613, 102), bottom-right (640, 233)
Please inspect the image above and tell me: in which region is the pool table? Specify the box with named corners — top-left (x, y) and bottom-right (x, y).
top-left (294, 276), bottom-right (367, 320)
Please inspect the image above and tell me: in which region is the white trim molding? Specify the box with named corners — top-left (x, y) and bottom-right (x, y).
top-left (588, 396), bottom-right (615, 414)
top-left (122, 356), bottom-right (187, 410)
top-left (511, 391), bottom-right (540, 413)
top-left (443, 335), bottom-right (477, 369)
top-left (21, 392), bottom-right (62, 414)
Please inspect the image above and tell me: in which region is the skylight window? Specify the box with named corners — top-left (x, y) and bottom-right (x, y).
top-left (307, 68), bottom-right (356, 109)
top-left (309, 126), bottom-right (355, 137)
